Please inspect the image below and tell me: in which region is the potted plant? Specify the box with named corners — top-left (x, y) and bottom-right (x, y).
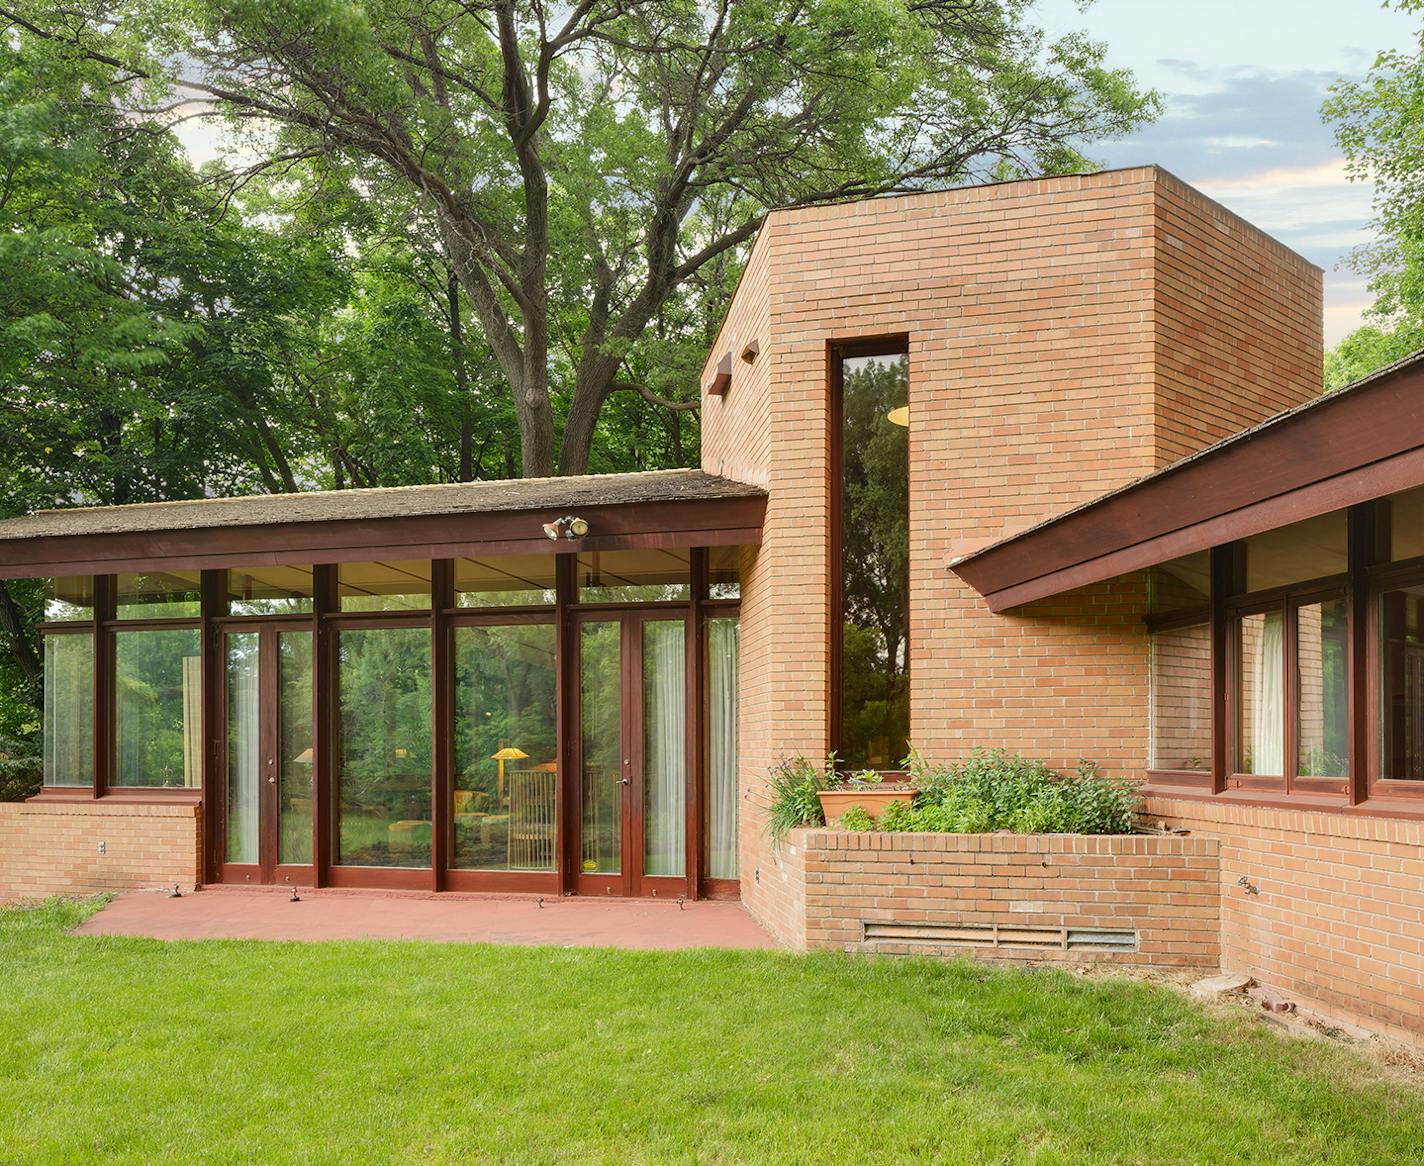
top-left (816, 767), bottom-right (916, 825)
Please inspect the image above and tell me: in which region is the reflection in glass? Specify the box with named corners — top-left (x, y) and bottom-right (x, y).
top-left (44, 578), bottom-right (94, 622)
top-left (279, 633), bottom-right (314, 864)
top-left (453, 624), bottom-right (557, 870)
top-left (226, 632), bottom-right (260, 864)
top-left (643, 621), bottom-right (686, 877)
top-left (580, 621), bottom-right (622, 873)
top-left (336, 627), bottom-right (432, 866)
top-left (1379, 584), bottom-right (1424, 780)
top-left (706, 618), bottom-right (739, 879)
top-left (839, 351), bottom-right (909, 770)
top-left (337, 560), bottom-right (432, 611)
top-left (707, 546), bottom-right (742, 599)
top-left (115, 628), bottom-right (202, 787)
top-left (1149, 622), bottom-right (1211, 772)
top-left (1148, 553), bottom-right (1210, 614)
top-left (455, 556), bottom-right (557, 607)
top-left (116, 571), bottom-right (202, 619)
top-left (42, 634), bottom-right (93, 786)
top-left (577, 549), bottom-right (690, 602)
top-left (1238, 611), bottom-right (1284, 775)
top-left (1296, 599), bottom-right (1349, 777)
top-left (227, 566), bottom-right (315, 615)
top-left (1244, 511), bottom-right (1347, 594)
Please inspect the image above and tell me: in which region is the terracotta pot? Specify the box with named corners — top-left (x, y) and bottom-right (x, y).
top-left (816, 787), bottom-right (916, 825)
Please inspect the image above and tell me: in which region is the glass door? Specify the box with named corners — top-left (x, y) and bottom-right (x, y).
top-left (576, 613), bottom-right (689, 896)
top-left (221, 626), bottom-right (314, 884)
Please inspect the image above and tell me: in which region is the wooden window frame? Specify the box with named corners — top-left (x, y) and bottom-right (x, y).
top-left (828, 334), bottom-right (911, 773)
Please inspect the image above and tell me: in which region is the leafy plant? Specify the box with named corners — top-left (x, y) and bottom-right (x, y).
top-left (765, 755), bottom-right (834, 844)
top-left (0, 736), bottom-right (42, 802)
top-left (837, 805), bottom-right (875, 832)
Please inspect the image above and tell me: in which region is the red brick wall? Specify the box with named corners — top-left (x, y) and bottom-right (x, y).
top-left (698, 167), bottom-right (1321, 941)
top-left (789, 828), bottom-right (1220, 969)
top-left (0, 800), bottom-right (201, 899)
top-left (1147, 794), bottom-right (1424, 1044)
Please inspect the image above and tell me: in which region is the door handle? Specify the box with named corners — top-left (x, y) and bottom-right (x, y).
top-left (615, 777), bottom-right (630, 785)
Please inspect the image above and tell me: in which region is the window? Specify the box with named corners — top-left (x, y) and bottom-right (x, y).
top-left (337, 561), bottom-right (431, 611)
top-left (43, 635), bottom-right (93, 787)
top-left (116, 572), bottom-right (201, 619)
top-left (226, 566), bottom-right (314, 615)
top-left (836, 346), bottom-right (909, 771)
top-left (1244, 512), bottom-right (1347, 593)
top-left (1295, 598), bottom-right (1349, 777)
top-left (114, 628), bottom-right (202, 787)
top-left (705, 617), bottom-right (739, 879)
top-left (335, 627), bottom-right (432, 866)
top-left (44, 578), bottom-right (93, 623)
top-left (1237, 610), bottom-right (1284, 776)
top-left (707, 546), bottom-right (742, 600)
top-left (1389, 486), bottom-right (1424, 563)
top-left (1378, 583), bottom-right (1424, 781)
top-left (1149, 622), bottom-right (1211, 773)
top-left (454, 556), bottom-right (556, 608)
top-left (452, 624), bottom-right (557, 871)
top-left (1148, 553), bottom-right (1209, 614)
top-left (576, 549), bottom-right (690, 602)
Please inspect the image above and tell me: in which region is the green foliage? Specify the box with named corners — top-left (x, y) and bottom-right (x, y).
top-left (765, 755), bottom-right (834, 843)
top-left (1324, 324), bottom-right (1423, 390)
top-left (0, 735), bottom-right (41, 802)
top-left (886, 748), bottom-right (1141, 834)
top-left (837, 804), bottom-right (876, 831)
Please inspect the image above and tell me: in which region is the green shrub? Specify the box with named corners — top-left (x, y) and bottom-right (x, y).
top-left (0, 736), bottom-right (42, 803)
top-left (836, 805), bottom-right (875, 831)
top-left (765, 755), bottom-right (834, 843)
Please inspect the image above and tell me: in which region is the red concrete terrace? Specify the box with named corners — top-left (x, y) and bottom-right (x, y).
top-left (74, 887), bottom-right (777, 951)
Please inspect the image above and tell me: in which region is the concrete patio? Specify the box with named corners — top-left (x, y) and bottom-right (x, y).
top-left (70, 886), bottom-right (778, 950)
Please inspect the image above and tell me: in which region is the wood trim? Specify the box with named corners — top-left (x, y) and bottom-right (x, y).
top-left (556, 554), bottom-right (577, 896)
top-left (443, 870), bottom-right (560, 894)
top-left (312, 565), bottom-right (335, 887)
top-left (0, 496), bottom-right (767, 579)
top-left (92, 575), bottom-right (113, 798)
top-left (326, 865), bottom-right (433, 890)
top-left (431, 559), bottom-right (453, 893)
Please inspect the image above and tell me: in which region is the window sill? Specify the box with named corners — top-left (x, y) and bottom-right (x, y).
top-left (28, 787), bottom-right (203, 805)
top-left (1141, 783), bottom-right (1424, 821)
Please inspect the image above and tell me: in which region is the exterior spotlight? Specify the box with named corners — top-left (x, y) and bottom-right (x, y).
top-left (542, 515), bottom-right (589, 540)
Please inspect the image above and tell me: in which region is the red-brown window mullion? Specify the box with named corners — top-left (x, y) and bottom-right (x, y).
top-left (1283, 598), bottom-right (1299, 794)
top-left (93, 575), bottom-right (114, 798)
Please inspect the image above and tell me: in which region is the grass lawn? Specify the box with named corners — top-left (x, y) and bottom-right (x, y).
top-left (2, 899), bottom-right (1423, 1165)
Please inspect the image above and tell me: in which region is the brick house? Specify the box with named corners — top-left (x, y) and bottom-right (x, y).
top-left (4, 166), bottom-right (1423, 1045)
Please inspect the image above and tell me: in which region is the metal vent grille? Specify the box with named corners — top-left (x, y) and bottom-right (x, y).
top-left (861, 920), bottom-right (1138, 952)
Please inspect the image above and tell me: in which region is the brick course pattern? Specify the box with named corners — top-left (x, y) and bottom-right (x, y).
top-left (0, 800), bottom-right (201, 900)
top-left (782, 828), bottom-right (1220, 968)
top-left (699, 166), bottom-right (1321, 943)
top-left (1147, 794), bottom-right (1424, 1045)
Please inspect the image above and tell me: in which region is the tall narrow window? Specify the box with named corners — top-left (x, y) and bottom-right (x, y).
top-left (114, 628), bottom-right (202, 787)
top-left (836, 346), bottom-right (909, 770)
top-left (43, 635), bottom-right (93, 787)
top-left (1237, 611), bottom-right (1284, 776)
top-left (705, 618), bottom-right (739, 879)
top-left (1379, 584), bottom-right (1424, 781)
top-left (1295, 598), bottom-right (1349, 777)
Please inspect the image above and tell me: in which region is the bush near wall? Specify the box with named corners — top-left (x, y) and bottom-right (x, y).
top-left (0, 737), bottom-right (41, 803)
top-left (769, 749), bottom-right (1141, 839)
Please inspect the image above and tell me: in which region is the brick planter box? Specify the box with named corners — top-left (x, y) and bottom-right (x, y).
top-left (782, 828), bottom-right (1221, 969)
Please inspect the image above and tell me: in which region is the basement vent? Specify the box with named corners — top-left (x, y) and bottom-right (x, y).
top-left (860, 920), bottom-right (1138, 953)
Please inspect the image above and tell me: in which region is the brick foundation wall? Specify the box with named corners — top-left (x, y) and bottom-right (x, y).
top-left (1146, 794), bottom-right (1424, 1044)
top-left (787, 828), bottom-right (1221, 969)
top-left (0, 800), bottom-right (202, 900)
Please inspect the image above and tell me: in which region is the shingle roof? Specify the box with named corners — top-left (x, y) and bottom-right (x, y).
top-left (0, 469), bottom-right (765, 542)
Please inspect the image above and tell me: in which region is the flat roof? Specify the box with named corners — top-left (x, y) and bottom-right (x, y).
top-left (949, 350), bottom-right (1424, 610)
top-left (0, 469), bottom-right (766, 579)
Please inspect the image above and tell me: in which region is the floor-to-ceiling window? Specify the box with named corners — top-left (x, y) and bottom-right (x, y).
top-left (834, 342), bottom-right (910, 771)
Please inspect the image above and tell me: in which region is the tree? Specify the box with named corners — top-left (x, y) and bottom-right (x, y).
top-left (4, 0), bottom-right (1158, 477)
top-left (1324, 1), bottom-right (1424, 383)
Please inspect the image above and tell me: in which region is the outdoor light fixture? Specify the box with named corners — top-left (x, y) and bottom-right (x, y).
top-left (886, 405), bottom-right (909, 427)
top-left (542, 515), bottom-right (589, 540)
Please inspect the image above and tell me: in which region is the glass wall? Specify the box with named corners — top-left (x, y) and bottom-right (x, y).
top-left (705, 618), bottom-right (739, 879)
top-left (576, 549), bottom-right (690, 602)
top-left (455, 556), bottom-right (556, 607)
top-left (453, 624), bottom-right (557, 870)
top-left (1149, 623), bottom-right (1211, 773)
top-left (116, 571), bottom-right (201, 619)
top-left (226, 631), bottom-right (261, 863)
top-left (226, 566), bottom-right (314, 615)
top-left (42, 634), bottom-right (92, 787)
top-left (337, 561), bottom-right (431, 612)
top-left (1379, 583), bottom-right (1424, 781)
top-left (1296, 598), bottom-right (1349, 777)
top-left (579, 621), bottom-right (623, 874)
top-left (114, 628), bottom-right (202, 787)
top-left (45, 578), bottom-right (93, 622)
top-left (1237, 610), bottom-right (1283, 776)
top-left (837, 347), bottom-right (910, 770)
top-left (642, 620), bottom-right (686, 878)
top-left (336, 627), bottom-right (432, 866)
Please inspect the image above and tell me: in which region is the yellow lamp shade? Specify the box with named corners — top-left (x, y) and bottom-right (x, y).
top-left (886, 405), bottom-right (909, 427)
top-left (491, 746), bottom-right (529, 761)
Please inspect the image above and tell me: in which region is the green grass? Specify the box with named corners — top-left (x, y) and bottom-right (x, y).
top-left (2, 899), bottom-right (1422, 1165)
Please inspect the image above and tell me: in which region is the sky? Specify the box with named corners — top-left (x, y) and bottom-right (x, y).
top-left (1035, 0), bottom-right (1419, 344)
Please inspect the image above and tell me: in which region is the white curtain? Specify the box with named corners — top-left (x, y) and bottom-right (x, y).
top-left (707, 619), bottom-right (740, 880)
top-left (1252, 610), bottom-right (1285, 775)
top-left (228, 637), bottom-right (261, 865)
top-left (642, 621), bottom-right (686, 876)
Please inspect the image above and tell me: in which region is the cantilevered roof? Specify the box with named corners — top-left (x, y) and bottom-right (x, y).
top-left (950, 350), bottom-right (1424, 611)
top-left (0, 469), bottom-right (766, 579)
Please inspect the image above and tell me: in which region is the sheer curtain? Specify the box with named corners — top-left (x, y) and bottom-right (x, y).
top-left (707, 619), bottom-right (739, 880)
top-left (643, 621), bottom-right (686, 877)
top-left (1252, 610), bottom-right (1285, 775)
top-left (227, 637), bottom-right (261, 865)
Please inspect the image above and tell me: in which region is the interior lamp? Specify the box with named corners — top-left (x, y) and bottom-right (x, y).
top-left (886, 405), bottom-right (909, 428)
